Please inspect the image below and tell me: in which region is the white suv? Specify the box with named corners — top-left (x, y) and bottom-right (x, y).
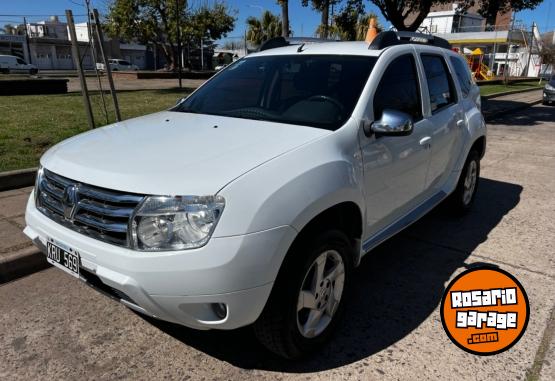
top-left (25, 32), bottom-right (486, 359)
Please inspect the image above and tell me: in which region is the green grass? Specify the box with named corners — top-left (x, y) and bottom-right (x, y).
top-left (479, 80), bottom-right (543, 96)
top-left (0, 88), bottom-right (193, 172)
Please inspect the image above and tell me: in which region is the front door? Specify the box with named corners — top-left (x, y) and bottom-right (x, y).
top-left (360, 53), bottom-right (432, 236)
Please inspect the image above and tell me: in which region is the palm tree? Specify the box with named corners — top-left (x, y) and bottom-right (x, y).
top-left (277, 1), bottom-right (289, 38)
top-left (302, 0), bottom-right (339, 39)
top-left (0, 24), bottom-right (17, 35)
top-left (246, 11), bottom-right (282, 46)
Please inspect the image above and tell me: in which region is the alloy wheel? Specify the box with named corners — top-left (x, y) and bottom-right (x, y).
top-left (296, 250), bottom-right (345, 339)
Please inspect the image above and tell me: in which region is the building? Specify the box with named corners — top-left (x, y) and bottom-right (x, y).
top-left (0, 34), bottom-right (29, 62)
top-left (26, 16), bottom-right (69, 39)
top-left (407, 2), bottom-right (512, 30)
top-left (420, 4), bottom-right (484, 34)
top-left (416, 3), bottom-right (542, 79)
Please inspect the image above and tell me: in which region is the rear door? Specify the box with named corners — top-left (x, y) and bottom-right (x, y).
top-left (418, 52), bottom-right (464, 191)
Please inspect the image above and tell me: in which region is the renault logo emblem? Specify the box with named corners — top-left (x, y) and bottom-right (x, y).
top-left (62, 185), bottom-right (79, 220)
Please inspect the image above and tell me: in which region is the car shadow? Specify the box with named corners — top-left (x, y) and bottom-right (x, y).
top-left (141, 177), bottom-right (522, 372)
top-left (485, 100), bottom-right (554, 126)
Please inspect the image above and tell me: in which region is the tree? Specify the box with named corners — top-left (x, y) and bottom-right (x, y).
top-left (105, 0), bottom-right (235, 70)
top-left (246, 11), bottom-right (282, 45)
top-left (370, 0), bottom-right (451, 31)
top-left (332, 0), bottom-right (382, 40)
top-left (467, 0), bottom-right (543, 27)
top-left (277, 1), bottom-right (290, 38)
top-left (302, 0), bottom-right (340, 38)
top-left (538, 45), bottom-right (555, 84)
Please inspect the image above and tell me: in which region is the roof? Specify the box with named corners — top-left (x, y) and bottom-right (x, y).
top-left (250, 41), bottom-right (383, 58)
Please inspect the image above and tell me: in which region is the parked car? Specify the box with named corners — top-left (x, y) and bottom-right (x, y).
top-left (0, 55), bottom-right (38, 74)
top-left (543, 77), bottom-right (555, 105)
top-left (25, 32), bottom-right (486, 359)
top-left (96, 58), bottom-right (139, 71)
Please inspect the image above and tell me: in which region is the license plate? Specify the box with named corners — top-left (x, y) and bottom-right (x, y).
top-left (46, 240), bottom-right (80, 278)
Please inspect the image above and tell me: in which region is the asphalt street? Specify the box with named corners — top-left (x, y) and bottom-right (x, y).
top-left (1, 104), bottom-right (554, 380)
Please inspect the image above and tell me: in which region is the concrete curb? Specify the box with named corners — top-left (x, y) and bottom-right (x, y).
top-left (0, 245), bottom-right (49, 284)
top-left (0, 167), bottom-right (37, 192)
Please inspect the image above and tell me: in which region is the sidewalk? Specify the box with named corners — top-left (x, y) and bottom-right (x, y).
top-left (0, 187), bottom-right (47, 283)
top-left (0, 89), bottom-right (545, 283)
top-left (482, 89), bottom-right (543, 120)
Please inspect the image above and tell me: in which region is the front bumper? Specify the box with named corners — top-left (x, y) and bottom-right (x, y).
top-left (25, 191), bottom-right (296, 330)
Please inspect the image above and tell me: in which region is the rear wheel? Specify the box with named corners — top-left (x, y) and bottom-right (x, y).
top-left (254, 229), bottom-right (353, 359)
top-left (447, 150), bottom-right (480, 214)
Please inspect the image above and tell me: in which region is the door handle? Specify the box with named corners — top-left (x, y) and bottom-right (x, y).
top-left (457, 119), bottom-right (465, 127)
top-left (419, 136), bottom-right (432, 149)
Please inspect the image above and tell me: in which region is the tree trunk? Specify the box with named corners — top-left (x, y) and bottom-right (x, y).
top-left (160, 43), bottom-right (176, 71)
top-left (281, 1), bottom-right (289, 38)
top-left (321, 0), bottom-right (329, 38)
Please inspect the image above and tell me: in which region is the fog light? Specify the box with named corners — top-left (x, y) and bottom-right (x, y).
top-left (212, 303), bottom-right (227, 320)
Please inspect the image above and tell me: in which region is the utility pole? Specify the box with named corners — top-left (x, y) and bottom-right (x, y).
top-left (92, 8), bottom-right (121, 122)
top-left (503, 15), bottom-right (515, 84)
top-left (22, 17), bottom-right (32, 64)
top-left (66, 9), bottom-right (95, 130)
top-left (524, 22), bottom-right (534, 77)
top-left (175, 0), bottom-right (182, 88)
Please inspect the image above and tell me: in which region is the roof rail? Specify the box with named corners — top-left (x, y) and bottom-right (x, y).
top-left (369, 31), bottom-right (451, 50)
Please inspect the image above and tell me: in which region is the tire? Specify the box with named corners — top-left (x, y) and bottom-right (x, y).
top-left (254, 229), bottom-right (354, 359)
top-left (446, 149), bottom-right (480, 214)
top-left (543, 100), bottom-right (548, 105)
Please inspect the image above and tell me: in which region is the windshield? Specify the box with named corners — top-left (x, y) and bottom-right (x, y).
top-left (174, 55), bottom-right (377, 130)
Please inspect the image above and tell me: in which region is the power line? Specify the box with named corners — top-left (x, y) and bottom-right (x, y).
top-left (0, 14), bottom-right (88, 17)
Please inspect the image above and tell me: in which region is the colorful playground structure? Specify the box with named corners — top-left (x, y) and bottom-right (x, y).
top-left (463, 48), bottom-right (494, 81)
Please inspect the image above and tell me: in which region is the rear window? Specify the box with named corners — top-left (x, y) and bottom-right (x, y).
top-left (450, 56), bottom-right (473, 97)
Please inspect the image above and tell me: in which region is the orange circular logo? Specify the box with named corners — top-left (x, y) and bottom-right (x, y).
top-left (440, 267), bottom-right (529, 356)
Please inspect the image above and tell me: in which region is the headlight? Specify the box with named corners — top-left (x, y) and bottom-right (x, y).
top-left (546, 84), bottom-right (555, 91)
top-left (131, 195), bottom-right (225, 251)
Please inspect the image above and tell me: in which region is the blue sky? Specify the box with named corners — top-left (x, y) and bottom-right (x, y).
top-left (1, 0), bottom-right (554, 39)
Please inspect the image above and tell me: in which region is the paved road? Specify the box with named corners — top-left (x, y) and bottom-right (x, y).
top-left (1, 105), bottom-right (555, 380)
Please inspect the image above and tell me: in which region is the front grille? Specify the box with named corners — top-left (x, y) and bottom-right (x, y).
top-left (36, 169), bottom-right (144, 247)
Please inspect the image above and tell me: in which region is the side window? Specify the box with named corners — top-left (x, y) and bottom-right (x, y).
top-left (420, 54), bottom-right (457, 113)
top-left (450, 56), bottom-right (473, 98)
top-left (373, 54), bottom-right (422, 121)
top-left (16, 58), bottom-right (25, 64)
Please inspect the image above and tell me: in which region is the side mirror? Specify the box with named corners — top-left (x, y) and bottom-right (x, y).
top-left (363, 109), bottom-right (414, 138)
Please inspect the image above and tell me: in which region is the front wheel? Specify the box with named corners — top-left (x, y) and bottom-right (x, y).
top-left (447, 150), bottom-right (480, 214)
top-left (254, 229), bottom-right (353, 359)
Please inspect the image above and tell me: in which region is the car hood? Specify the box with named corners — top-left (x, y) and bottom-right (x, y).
top-left (41, 111), bottom-right (330, 195)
